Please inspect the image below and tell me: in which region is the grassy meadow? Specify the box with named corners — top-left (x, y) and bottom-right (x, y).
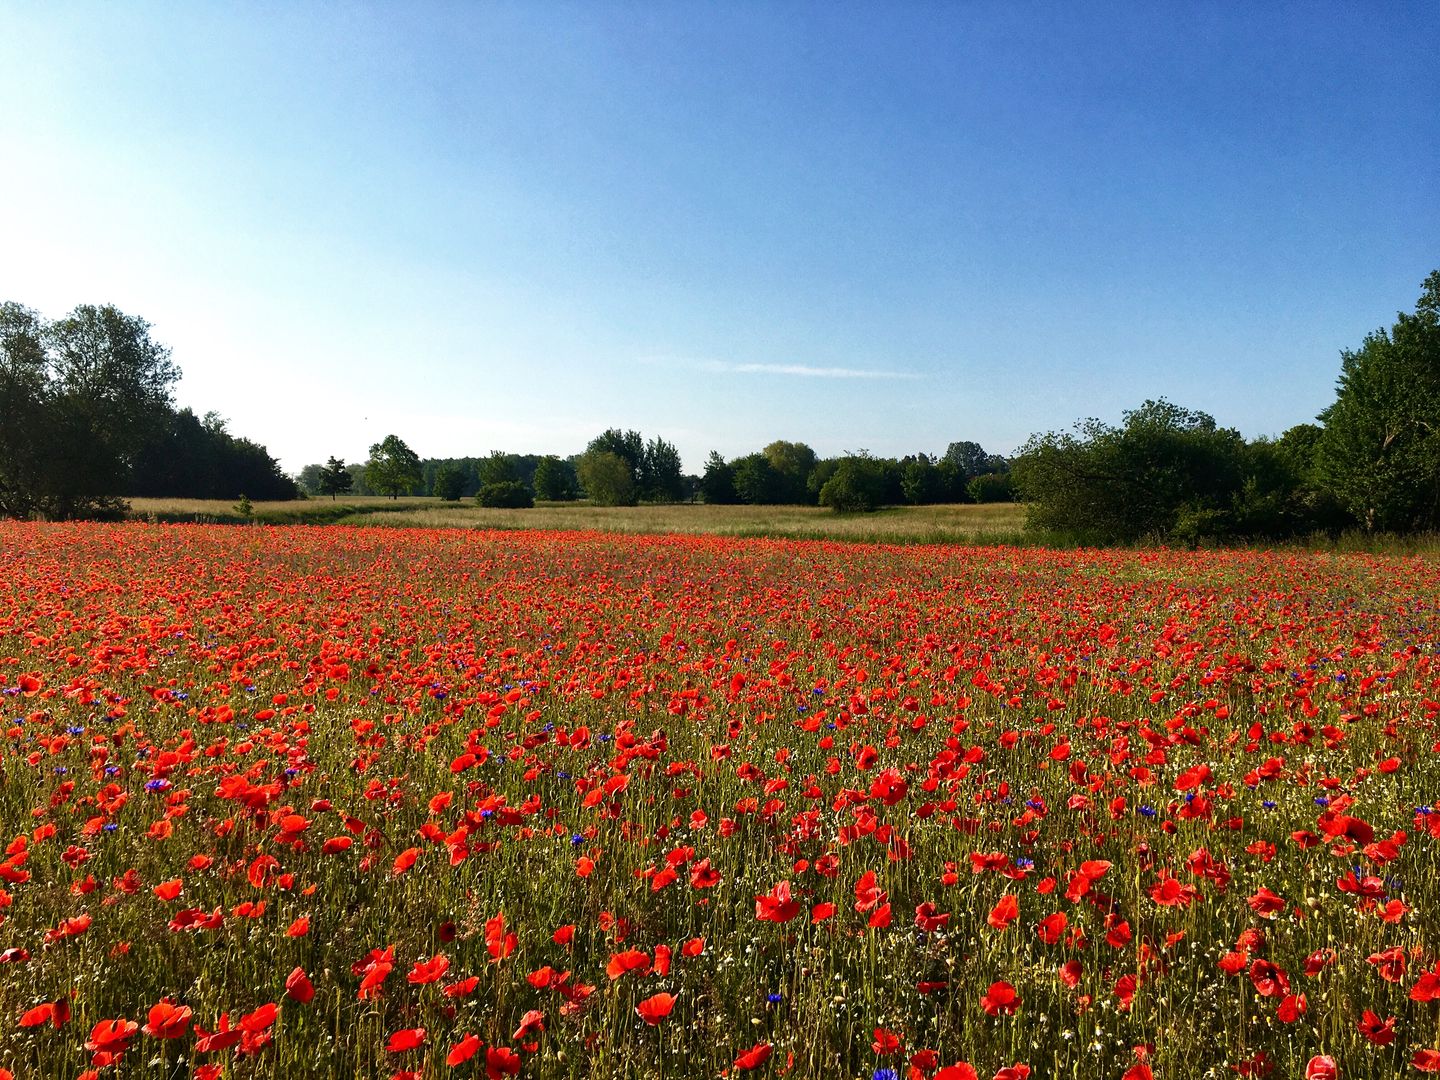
top-left (125, 497), bottom-right (1029, 544)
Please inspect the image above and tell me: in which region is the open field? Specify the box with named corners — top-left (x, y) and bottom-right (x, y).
top-left (126, 497), bottom-right (1029, 544)
top-left (4, 524), bottom-right (1440, 1078)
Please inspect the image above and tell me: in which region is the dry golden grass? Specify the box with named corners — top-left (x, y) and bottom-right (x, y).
top-left (124, 496), bottom-right (1026, 543)
top-left (343, 500), bottom-right (1028, 542)
top-left (127, 495), bottom-right (442, 524)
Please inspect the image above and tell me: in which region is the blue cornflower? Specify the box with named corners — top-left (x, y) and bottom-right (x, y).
top-left (766, 993), bottom-right (782, 1004)
top-left (874, 1070), bottom-right (899, 1080)
top-left (1262, 801), bottom-right (1277, 810)
top-left (1139, 806), bottom-right (1157, 818)
top-left (571, 834), bottom-right (584, 845)
top-left (103, 822), bottom-right (118, 832)
top-left (145, 778), bottom-right (169, 792)
top-left (1315, 796), bottom-right (1330, 807)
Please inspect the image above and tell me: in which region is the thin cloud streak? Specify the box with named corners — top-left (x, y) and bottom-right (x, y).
top-left (696, 360), bottom-right (922, 380)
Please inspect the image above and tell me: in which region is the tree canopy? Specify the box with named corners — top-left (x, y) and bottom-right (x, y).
top-left (365, 435), bottom-right (423, 499)
top-left (1, 301), bottom-right (294, 518)
top-left (1316, 271), bottom-right (1440, 532)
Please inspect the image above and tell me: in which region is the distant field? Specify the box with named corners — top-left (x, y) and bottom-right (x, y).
top-left (126, 497), bottom-right (1028, 543)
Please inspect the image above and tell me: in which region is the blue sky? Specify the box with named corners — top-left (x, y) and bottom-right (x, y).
top-left (1, 3), bottom-right (1435, 474)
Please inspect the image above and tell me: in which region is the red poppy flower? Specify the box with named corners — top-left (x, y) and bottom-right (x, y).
top-left (447, 1033), bottom-right (482, 1066)
top-left (1413, 1049), bottom-right (1440, 1073)
top-left (484, 1045), bottom-right (520, 1078)
top-left (755, 881), bottom-right (800, 923)
top-left (981, 981), bottom-right (1020, 1016)
top-left (636, 993), bottom-right (675, 1026)
top-left (285, 967), bottom-right (315, 1004)
top-left (733, 1042), bottom-right (773, 1071)
top-left (987, 894), bottom-right (1019, 931)
top-left (383, 1028), bottom-right (422, 1053)
top-left (512, 1009), bottom-right (545, 1041)
top-left (142, 999), bottom-right (192, 1039)
top-left (407, 954), bottom-right (450, 985)
top-left (1359, 1009), bottom-right (1396, 1045)
top-left (1036, 912), bottom-right (1067, 945)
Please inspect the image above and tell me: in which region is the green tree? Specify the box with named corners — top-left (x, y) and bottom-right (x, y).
top-left (476, 480), bottom-right (534, 508)
top-left (818, 453), bottom-right (887, 513)
top-left (700, 451), bottom-right (739, 504)
top-left (0, 302), bottom-right (180, 519)
top-left (1316, 271), bottom-right (1440, 532)
top-left (0, 303), bottom-right (51, 519)
top-left (432, 463), bottom-right (465, 501)
top-left (296, 463), bottom-right (325, 496)
top-left (762, 440), bottom-right (818, 503)
top-left (966, 472), bottom-right (1015, 503)
top-left (317, 457), bottom-right (353, 500)
top-left (731, 453), bottom-right (785, 505)
top-left (643, 436), bottom-right (685, 502)
top-left (479, 451), bottom-right (520, 488)
top-left (587, 429), bottom-right (644, 476)
top-left (900, 453), bottom-right (943, 505)
top-left (577, 450), bottom-right (637, 506)
top-left (943, 440), bottom-right (1007, 481)
top-left (365, 435), bottom-right (423, 499)
top-left (532, 455), bottom-right (578, 501)
top-left (1012, 400), bottom-right (1248, 544)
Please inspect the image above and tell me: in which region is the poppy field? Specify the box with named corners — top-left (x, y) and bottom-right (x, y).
top-left (3, 522), bottom-right (1440, 1080)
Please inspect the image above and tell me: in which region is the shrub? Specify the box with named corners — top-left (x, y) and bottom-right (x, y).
top-left (476, 481), bottom-right (534, 509)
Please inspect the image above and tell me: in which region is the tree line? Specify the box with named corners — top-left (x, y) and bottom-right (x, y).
top-left (1012, 271), bottom-right (1440, 545)
top-left (295, 432), bottom-right (1014, 513)
top-left (5, 270), bottom-right (1436, 542)
top-left (0, 302), bottom-right (294, 519)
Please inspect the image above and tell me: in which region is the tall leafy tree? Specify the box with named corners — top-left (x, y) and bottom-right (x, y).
top-left (762, 440), bottom-right (818, 503)
top-left (643, 436), bottom-right (685, 502)
top-left (0, 303), bottom-right (51, 519)
top-left (900, 453), bottom-right (943, 505)
top-left (318, 457), bottom-right (354, 500)
top-left (0, 302), bottom-right (180, 518)
top-left (365, 435), bottom-right (423, 499)
top-left (478, 451), bottom-right (520, 487)
top-left (577, 450), bottom-right (636, 506)
top-left (1316, 271), bottom-right (1440, 532)
top-left (700, 451), bottom-right (739, 504)
top-left (533, 455), bottom-right (578, 501)
top-left (1012, 399), bottom-right (1248, 544)
top-left (432, 463), bottom-right (465, 501)
top-left (731, 453), bottom-right (785, 505)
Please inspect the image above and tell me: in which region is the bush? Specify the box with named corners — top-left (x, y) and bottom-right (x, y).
top-left (818, 456), bottom-right (887, 513)
top-left (476, 481), bottom-right (534, 509)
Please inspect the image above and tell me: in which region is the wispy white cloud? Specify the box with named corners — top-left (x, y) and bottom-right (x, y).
top-left (690, 359), bottom-right (922, 380)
